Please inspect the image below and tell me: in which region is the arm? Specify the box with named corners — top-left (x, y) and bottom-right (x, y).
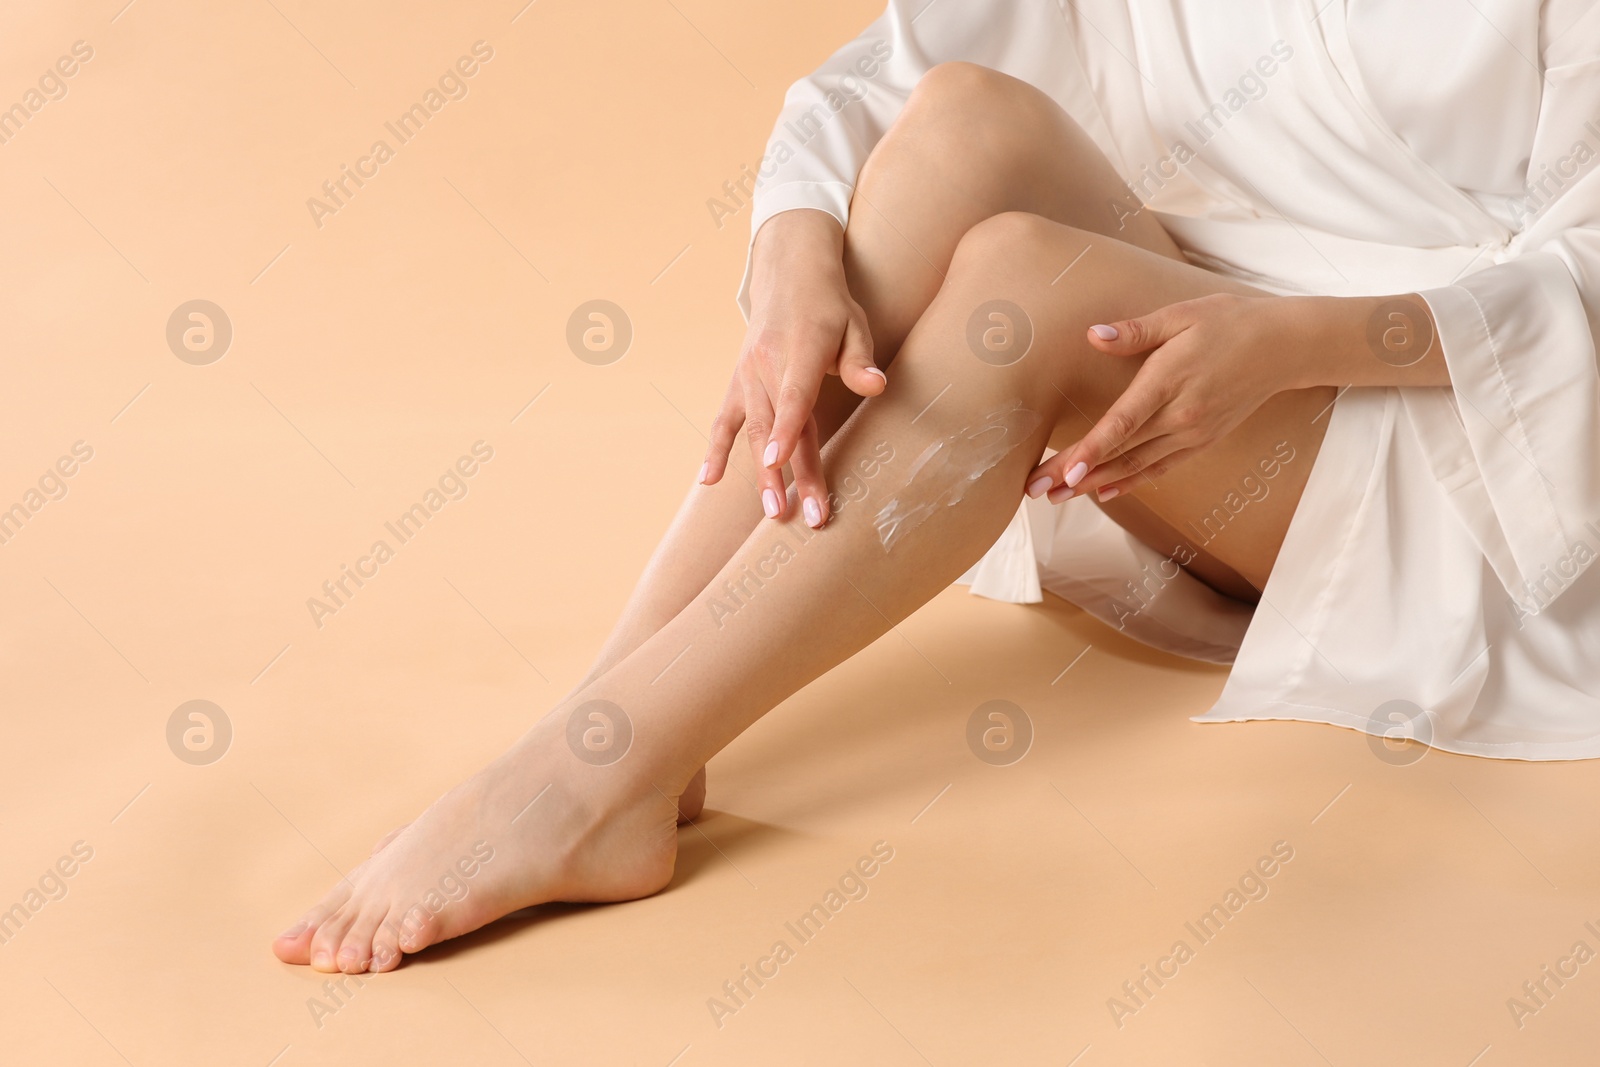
top-left (730, 0), bottom-right (1099, 318)
top-left (1020, 290), bottom-right (1448, 507)
top-left (704, 1), bottom-right (1092, 520)
top-left (1031, 123), bottom-right (1600, 610)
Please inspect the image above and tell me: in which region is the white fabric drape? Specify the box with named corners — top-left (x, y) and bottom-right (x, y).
top-left (736, 0), bottom-right (1600, 759)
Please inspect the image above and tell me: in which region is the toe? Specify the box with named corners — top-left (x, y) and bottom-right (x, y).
top-left (336, 905), bottom-right (386, 974)
top-left (308, 901), bottom-right (361, 973)
top-left (370, 910), bottom-right (404, 973)
top-left (272, 881), bottom-right (354, 965)
top-left (272, 922), bottom-right (315, 965)
top-left (385, 898), bottom-right (449, 956)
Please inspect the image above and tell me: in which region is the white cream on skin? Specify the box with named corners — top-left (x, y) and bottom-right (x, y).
top-left (873, 403), bottom-right (1042, 552)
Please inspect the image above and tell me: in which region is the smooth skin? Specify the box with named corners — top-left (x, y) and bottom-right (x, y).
top-left (273, 63), bottom-right (1447, 974)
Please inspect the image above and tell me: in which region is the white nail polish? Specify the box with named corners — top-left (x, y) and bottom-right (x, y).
top-left (1065, 461), bottom-right (1089, 488)
top-left (865, 366), bottom-right (887, 381)
top-left (1026, 476), bottom-right (1052, 499)
top-left (803, 497), bottom-right (823, 527)
top-left (1090, 324), bottom-right (1119, 340)
top-left (1098, 486), bottom-right (1121, 502)
top-left (762, 441), bottom-right (780, 467)
top-left (763, 488), bottom-right (781, 517)
top-left (697, 462), bottom-right (710, 484)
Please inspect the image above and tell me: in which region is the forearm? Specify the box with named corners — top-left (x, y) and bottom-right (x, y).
top-left (1282, 293), bottom-right (1452, 389)
top-left (749, 208), bottom-right (846, 309)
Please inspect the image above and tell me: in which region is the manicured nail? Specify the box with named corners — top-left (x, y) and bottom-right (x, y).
top-left (1047, 484), bottom-right (1075, 504)
top-left (762, 440), bottom-right (780, 467)
top-left (1098, 486), bottom-right (1121, 502)
top-left (1064, 461), bottom-right (1089, 487)
top-left (864, 366), bottom-right (887, 383)
top-left (762, 488), bottom-right (781, 518)
top-left (1026, 476), bottom-right (1053, 499)
top-left (803, 497), bottom-right (823, 528)
top-left (697, 462), bottom-right (710, 484)
top-left (1090, 324), bottom-right (1119, 341)
top-left (278, 921), bottom-right (308, 939)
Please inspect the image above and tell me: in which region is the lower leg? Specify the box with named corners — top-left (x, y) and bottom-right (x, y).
top-left (273, 215), bottom-right (1332, 974)
top-left (567, 64), bottom-right (1188, 821)
top-left (574, 62), bottom-right (1182, 705)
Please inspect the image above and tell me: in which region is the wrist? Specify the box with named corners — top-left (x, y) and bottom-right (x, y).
top-left (1282, 295), bottom-right (1359, 390)
top-left (1305, 293), bottom-right (1443, 388)
top-left (750, 209), bottom-right (845, 304)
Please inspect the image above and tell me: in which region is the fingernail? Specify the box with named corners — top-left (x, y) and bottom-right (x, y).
top-left (1098, 486), bottom-right (1121, 502)
top-left (1064, 461), bottom-right (1089, 487)
top-left (1091, 324), bottom-right (1119, 340)
top-left (763, 488), bottom-right (781, 518)
top-left (1026, 476), bottom-right (1053, 499)
top-left (803, 497), bottom-right (823, 527)
top-left (864, 366), bottom-right (887, 382)
top-left (697, 462), bottom-right (710, 484)
top-left (1047, 484), bottom-right (1075, 504)
top-left (762, 441), bottom-right (780, 467)
top-left (278, 921), bottom-right (307, 939)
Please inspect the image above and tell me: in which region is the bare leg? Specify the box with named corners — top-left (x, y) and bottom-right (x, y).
top-left (272, 210), bottom-right (1333, 974)
top-left (586, 64), bottom-right (1184, 675)
top-left (575, 64), bottom-right (1195, 817)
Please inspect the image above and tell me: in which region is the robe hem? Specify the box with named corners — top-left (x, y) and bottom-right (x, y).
top-left (1192, 700), bottom-right (1600, 763)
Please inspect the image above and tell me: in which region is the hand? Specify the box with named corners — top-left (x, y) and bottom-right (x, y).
top-left (1025, 293), bottom-right (1312, 503)
top-left (700, 209), bottom-right (885, 527)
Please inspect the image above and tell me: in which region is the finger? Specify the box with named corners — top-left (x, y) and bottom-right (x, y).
top-left (834, 314), bottom-right (885, 398)
top-left (701, 380), bottom-right (745, 486)
top-left (788, 415), bottom-right (829, 529)
top-left (1086, 300), bottom-right (1193, 355)
top-left (1066, 436), bottom-right (1185, 501)
top-left (742, 381), bottom-right (789, 519)
top-left (1085, 444), bottom-right (1201, 502)
top-left (765, 350), bottom-right (826, 473)
top-left (1022, 421), bottom-right (1166, 499)
top-left (1037, 382), bottom-right (1169, 496)
top-left (1024, 451), bottom-right (1073, 499)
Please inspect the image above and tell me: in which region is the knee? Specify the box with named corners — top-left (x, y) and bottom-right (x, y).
top-left (890, 213), bottom-right (1083, 388)
top-left (907, 61), bottom-right (1027, 114)
top-left (870, 63), bottom-right (1047, 161)
top-left (912, 212), bottom-right (1103, 382)
top-left (947, 210), bottom-right (1084, 278)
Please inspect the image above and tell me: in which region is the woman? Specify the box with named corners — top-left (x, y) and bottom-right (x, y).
top-left (273, 0), bottom-right (1600, 974)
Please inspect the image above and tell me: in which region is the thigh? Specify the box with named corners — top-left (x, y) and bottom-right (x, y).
top-left (903, 212), bottom-right (1335, 598)
top-left (812, 61), bottom-right (1185, 442)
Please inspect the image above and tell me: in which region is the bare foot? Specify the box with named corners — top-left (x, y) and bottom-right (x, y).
top-left (355, 764), bottom-right (703, 864)
top-left (272, 717), bottom-right (688, 973)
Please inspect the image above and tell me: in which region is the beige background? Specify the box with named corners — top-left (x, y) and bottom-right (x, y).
top-left (3, 1), bottom-right (1599, 1064)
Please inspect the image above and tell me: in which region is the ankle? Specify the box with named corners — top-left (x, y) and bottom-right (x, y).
top-left (522, 703), bottom-right (700, 804)
top-left (537, 687), bottom-right (707, 796)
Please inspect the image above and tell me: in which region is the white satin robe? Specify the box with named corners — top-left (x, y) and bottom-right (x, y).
top-left (734, 0), bottom-right (1600, 759)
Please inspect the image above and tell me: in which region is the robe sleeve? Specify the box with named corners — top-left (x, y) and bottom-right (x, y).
top-left (734, 0), bottom-right (1098, 321)
top-left (1413, 54), bottom-right (1600, 608)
